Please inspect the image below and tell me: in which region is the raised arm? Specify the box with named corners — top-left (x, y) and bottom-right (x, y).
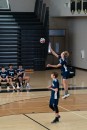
top-left (50, 46), bottom-right (59, 58)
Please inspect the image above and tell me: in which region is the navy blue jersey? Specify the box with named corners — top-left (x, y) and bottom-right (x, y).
top-left (59, 58), bottom-right (69, 73)
top-left (17, 68), bottom-right (25, 77)
top-left (7, 69), bottom-right (16, 77)
top-left (0, 70), bottom-right (8, 78)
top-left (51, 79), bottom-right (60, 100)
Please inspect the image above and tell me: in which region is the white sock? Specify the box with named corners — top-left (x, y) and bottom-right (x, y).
top-left (13, 86), bottom-right (15, 89)
top-left (27, 83), bottom-right (29, 86)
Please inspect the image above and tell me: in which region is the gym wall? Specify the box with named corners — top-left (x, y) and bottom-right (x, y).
top-left (9, 0), bottom-right (35, 12)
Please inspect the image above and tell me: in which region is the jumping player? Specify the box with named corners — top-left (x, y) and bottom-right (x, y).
top-left (47, 46), bottom-right (70, 99)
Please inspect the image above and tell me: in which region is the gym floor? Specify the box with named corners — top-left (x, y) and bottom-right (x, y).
top-left (0, 69), bottom-right (87, 130)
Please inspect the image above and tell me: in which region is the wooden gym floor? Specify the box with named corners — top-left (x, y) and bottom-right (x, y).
top-left (0, 69), bottom-right (87, 130)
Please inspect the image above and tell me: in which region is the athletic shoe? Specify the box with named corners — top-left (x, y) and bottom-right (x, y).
top-left (17, 86), bottom-right (20, 89)
top-left (62, 95), bottom-right (67, 99)
top-left (51, 117), bottom-right (59, 123)
top-left (62, 93), bottom-right (70, 99)
top-left (66, 93), bottom-right (70, 97)
top-left (26, 85), bottom-right (31, 91)
top-left (26, 85), bottom-right (31, 89)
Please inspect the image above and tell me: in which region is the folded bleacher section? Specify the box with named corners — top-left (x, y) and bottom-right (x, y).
top-left (0, 0), bottom-right (49, 70)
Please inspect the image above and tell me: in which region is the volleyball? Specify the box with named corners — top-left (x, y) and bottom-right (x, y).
top-left (40, 38), bottom-right (45, 43)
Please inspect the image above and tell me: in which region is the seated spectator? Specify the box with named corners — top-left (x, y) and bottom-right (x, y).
top-left (7, 64), bottom-right (17, 91)
top-left (16, 65), bottom-right (30, 91)
top-left (0, 66), bottom-right (9, 91)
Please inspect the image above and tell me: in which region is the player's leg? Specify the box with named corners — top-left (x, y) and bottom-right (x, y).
top-left (51, 99), bottom-right (60, 123)
top-left (6, 78), bottom-right (10, 91)
top-left (23, 76), bottom-right (31, 91)
top-left (62, 78), bottom-right (70, 99)
top-left (49, 98), bottom-right (54, 110)
top-left (19, 77), bottom-right (23, 87)
top-left (16, 77), bottom-right (20, 90)
top-left (16, 77), bottom-right (23, 91)
top-left (9, 78), bottom-right (15, 91)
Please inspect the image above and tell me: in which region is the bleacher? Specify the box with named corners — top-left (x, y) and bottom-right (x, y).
top-left (0, 0), bottom-right (49, 70)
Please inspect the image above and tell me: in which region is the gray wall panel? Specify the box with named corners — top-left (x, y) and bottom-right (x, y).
top-left (9, 0), bottom-right (35, 12)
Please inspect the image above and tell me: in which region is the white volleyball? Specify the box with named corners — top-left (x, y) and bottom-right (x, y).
top-left (40, 38), bottom-right (45, 43)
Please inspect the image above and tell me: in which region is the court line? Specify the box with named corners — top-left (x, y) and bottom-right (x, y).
top-left (23, 114), bottom-right (51, 130)
top-left (0, 96), bottom-right (49, 106)
top-left (59, 105), bottom-right (87, 120)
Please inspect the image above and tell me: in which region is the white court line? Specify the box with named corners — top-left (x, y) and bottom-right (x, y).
top-left (59, 105), bottom-right (87, 120)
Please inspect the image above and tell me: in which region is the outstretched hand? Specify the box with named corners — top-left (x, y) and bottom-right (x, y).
top-left (47, 64), bottom-right (51, 67)
top-left (47, 86), bottom-right (52, 89)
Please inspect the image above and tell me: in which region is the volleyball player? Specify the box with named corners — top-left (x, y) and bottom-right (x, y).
top-left (48, 72), bottom-right (60, 123)
top-left (47, 46), bottom-right (70, 99)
